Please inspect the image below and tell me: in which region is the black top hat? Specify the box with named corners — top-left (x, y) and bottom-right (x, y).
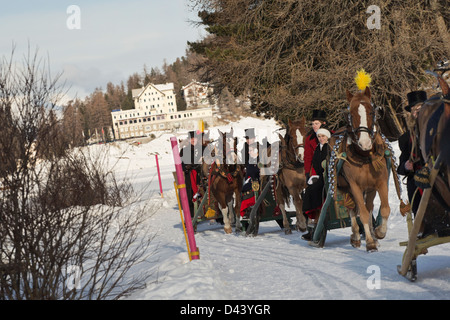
top-left (311, 109), bottom-right (327, 121)
top-left (188, 130), bottom-right (196, 138)
top-left (405, 91), bottom-right (427, 112)
top-left (244, 128), bottom-right (255, 139)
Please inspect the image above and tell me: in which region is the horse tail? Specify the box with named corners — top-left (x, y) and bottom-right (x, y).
top-left (440, 118), bottom-right (450, 168)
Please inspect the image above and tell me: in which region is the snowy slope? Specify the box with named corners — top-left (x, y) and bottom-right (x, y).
top-left (94, 117), bottom-right (450, 301)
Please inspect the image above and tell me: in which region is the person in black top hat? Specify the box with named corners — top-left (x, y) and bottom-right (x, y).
top-left (240, 142), bottom-right (261, 220)
top-left (397, 90), bottom-right (427, 218)
top-left (239, 128), bottom-right (262, 220)
top-left (180, 130), bottom-right (205, 217)
top-left (241, 128), bottom-right (257, 166)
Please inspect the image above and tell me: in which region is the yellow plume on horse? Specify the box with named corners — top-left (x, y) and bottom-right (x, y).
top-left (354, 69), bottom-right (372, 91)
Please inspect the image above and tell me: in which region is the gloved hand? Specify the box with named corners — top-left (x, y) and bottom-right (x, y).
top-left (307, 175), bottom-right (319, 185)
top-left (192, 192), bottom-right (201, 202)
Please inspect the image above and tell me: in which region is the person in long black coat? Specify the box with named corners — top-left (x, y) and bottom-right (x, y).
top-left (397, 91), bottom-right (427, 216)
top-left (302, 128), bottom-right (330, 240)
top-left (180, 130), bottom-right (204, 217)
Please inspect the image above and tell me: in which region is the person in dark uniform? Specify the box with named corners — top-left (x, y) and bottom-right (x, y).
top-left (240, 129), bottom-right (258, 219)
top-left (240, 142), bottom-right (260, 220)
top-left (397, 91), bottom-right (427, 217)
top-left (241, 128), bottom-right (257, 166)
top-left (302, 128), bottom-right (331, 240)
top-left (180, 130), bottom-right (204, 217)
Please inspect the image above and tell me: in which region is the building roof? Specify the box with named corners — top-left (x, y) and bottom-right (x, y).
top-left (181, 80), bottom-right (210, 91)
top-left (132, 82), bottom-right (175, 99)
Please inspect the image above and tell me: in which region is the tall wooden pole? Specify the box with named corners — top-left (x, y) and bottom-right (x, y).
top-left (170, 137), bottom-right (199, 260)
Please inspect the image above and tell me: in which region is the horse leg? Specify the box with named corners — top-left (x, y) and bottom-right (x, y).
top-left (220, 202), bottom-right (233, 234)
top-left (290, 190), bottom-right (307, 232)
top-left (350, 185), bottom-right (378, 251)
top-left (349, 209), bottom-right (361, 248)
top-left (365, 190), bottom-right (377, 239)
top-left (230, 194), bottom-right (242, 233)
top-left (278, 203), bottom-right (292, 235)
top-left (374, 184), bottom-right (390, 240)
top-left (235, 190), bottom-right (242, 232)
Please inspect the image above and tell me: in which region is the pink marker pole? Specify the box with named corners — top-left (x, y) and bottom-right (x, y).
top-left (155, 154), bottom-right (163, 198)
top-left (170, 137), bottom-right (199, 260)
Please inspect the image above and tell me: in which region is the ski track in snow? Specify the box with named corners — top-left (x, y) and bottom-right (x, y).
top-left (96, 117), bottom-right (450, 300)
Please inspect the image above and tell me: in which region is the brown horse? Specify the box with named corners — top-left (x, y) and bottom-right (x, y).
top-left (417, 74), bottom-right (450, 166)
top-left (204, 129), bottom-right (243, 234)
top-left (397, 71), bottom-right (450, 280)
top-left (262, 118), bottom-right (308, 234)
top-left (414, 72), bottom-right (450, 223)
top-left (331, 86), bottom-right (391, 251)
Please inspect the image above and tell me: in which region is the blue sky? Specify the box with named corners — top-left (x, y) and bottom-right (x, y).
top-left (0, 0), bottom-right (205, 102)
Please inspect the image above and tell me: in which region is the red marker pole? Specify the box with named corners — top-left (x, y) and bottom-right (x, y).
top-left (170, 137), bottom-right (199, 260)
top-left (155, 154), bottom-right (163, 198)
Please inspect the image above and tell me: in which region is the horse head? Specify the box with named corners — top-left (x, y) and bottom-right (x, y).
top-left (436, 72), bottom-right (450, 120)
top-left (418, 70), bottom-right (450, 164)
top-left (287, 117), bottom-right (306, 162)
top-left (346, 86), bottom-right (378, 151)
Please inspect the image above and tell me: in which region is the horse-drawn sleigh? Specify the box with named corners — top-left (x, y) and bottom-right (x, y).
top-left (183, 75), bottom-right (403, 249)
top-left (185, 126), bottom-right (299, 235)
top-left (176, 66), bottom-right (449, 282)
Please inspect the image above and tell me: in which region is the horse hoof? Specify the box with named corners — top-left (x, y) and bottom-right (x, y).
top-left (374, 227), bottom-right (386, 240)
top-left (351, 239), bottom-right (361, 248)
top-left (366, 242), bottom-right (378, 252)
top-left (284, 228), bottom-right (292, 235)
top-left (296, 224), bottom-right (307, 233)
top-left (224, 227), bottom-right (232, 234)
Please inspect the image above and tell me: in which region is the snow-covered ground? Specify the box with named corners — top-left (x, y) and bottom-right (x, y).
top-left (92, 116), bottom-right (450, 302)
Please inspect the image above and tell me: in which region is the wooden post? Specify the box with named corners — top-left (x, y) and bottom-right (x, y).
top-left (398, 154), bottom-right (443, 277)
top-left (155, 154), bottom-right (163, 198)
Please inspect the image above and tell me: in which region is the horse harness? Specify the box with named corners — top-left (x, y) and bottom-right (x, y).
top-left (208, 161), bottom-right (241, 184)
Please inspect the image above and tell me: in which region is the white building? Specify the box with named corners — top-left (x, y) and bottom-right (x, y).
top-left (111, 82), bottom-right (214, 140)
top-left (181, 80), bottom-right (214, 109)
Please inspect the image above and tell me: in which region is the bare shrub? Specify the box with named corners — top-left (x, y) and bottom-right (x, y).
top-left (0, 47), bottom-right (156, 300)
